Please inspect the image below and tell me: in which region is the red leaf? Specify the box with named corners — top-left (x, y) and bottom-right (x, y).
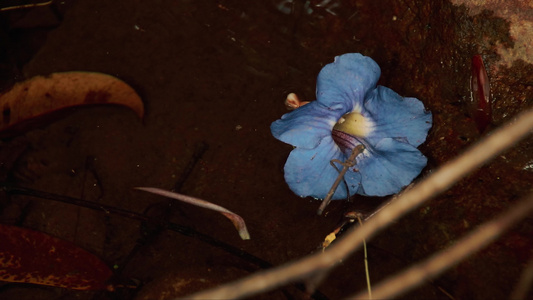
top-left (0, 224), bottom-right (113, 290)
top-left (0, 71), bottom-right (144, 138)
top-left (470, 55), bottom-right (492, 132)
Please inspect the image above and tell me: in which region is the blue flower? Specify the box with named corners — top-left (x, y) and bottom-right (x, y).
top-left (271, 53), bottom-right (432, 200)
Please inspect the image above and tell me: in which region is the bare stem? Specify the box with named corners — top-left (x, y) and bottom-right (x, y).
top-left (357, 214), bottom-right (372, 299)
top-left (318, 144), bottom-right (365, 215)
top-left (135, 187), bottom-right (250, 240)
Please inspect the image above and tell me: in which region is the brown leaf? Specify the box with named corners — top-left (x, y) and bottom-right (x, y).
top-left (0, 71), bottom-right (144, 138)
top-left (0, 224), bottom-right (113, 290)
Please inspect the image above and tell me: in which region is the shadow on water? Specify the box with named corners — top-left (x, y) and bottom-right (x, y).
top-left (0, 0), bottom-right (532, 299)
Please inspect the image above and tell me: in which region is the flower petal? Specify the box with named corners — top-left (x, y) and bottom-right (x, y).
top-left (271, 101), bottom-right (340, 149)
top-left (316, 53), bottom-right (381, 111)
top-left (356, 138), bottom-right (427, 196)
top-left (363, 86), bottom-right (432, 147)
top-left (284, 136), bottom-right (362, 200)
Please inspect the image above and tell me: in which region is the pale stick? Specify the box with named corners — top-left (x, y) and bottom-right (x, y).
top-left (182, 107), bottom-right (533, 300)
top-left (350, 191), bottom-right (533, 299)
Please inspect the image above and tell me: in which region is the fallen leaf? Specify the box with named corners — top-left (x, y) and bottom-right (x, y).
top-left (0, 224), bottom-right (113, 290)
top-left (322, 231), bottom-right (337, 251)
top-left (0, 71), bottom-right (143, 138)
top-left (470, 55), bottom-right (492, 132)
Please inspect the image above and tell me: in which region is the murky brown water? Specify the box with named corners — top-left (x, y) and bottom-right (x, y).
top-left (0, 0), bottom-right (532, 299)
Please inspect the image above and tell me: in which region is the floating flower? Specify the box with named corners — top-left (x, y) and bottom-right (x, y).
top-left (271, 53), bottom-right (432, 199)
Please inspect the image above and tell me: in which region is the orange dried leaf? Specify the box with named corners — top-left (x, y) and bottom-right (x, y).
top-left (0, 71), bottom-right (143, 137)
top-left (0, 224), bottom-right (113, 290)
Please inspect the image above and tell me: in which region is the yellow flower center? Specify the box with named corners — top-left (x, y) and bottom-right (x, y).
top-left (332, 111), bottom-right (372, 138)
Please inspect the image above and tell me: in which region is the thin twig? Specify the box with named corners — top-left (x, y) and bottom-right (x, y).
top-left (172, 141), bottom-right (208, 192)
top-left (1, 184), bottom-right (267, 267)
top-left (181, 107), bottom-right (533, 300)
top-left (350, 192), bottom-right (533, 299)
top-left (357, 214), bottom-right (372, 299)
top-left (118, 144), bottom-right (208, 275)
top-left (0, 0), bottom-right (53, 11)
top-left (3, 185), bottom-right (148, 221)
top-left (318, 145), bottom-right (365, 215)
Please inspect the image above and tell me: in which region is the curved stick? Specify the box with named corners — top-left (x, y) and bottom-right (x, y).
top-left (135, 187), bottom-right (250, 240)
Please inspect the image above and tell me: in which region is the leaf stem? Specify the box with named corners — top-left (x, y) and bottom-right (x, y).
top-left (135, 187), bottom-right (250, 240)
